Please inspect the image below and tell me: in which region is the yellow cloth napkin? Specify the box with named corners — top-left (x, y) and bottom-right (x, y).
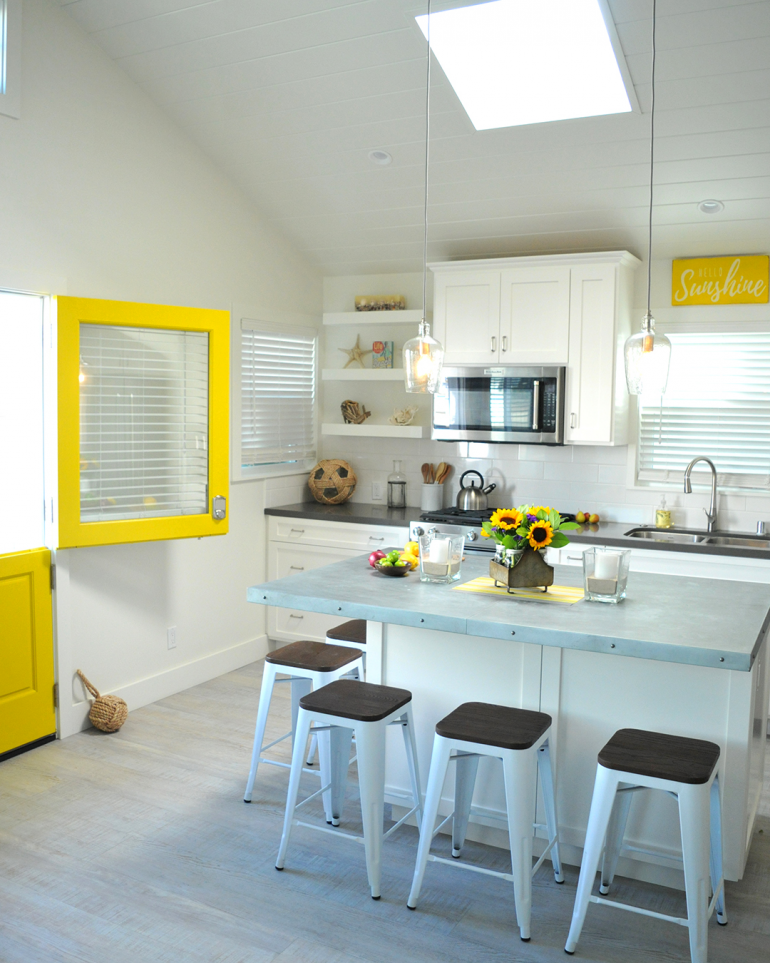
top-left (453, 576), bottom-right (584, 604)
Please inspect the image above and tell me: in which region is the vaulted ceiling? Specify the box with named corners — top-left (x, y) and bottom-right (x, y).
top-left (62, 0), bottom-right (770, 275)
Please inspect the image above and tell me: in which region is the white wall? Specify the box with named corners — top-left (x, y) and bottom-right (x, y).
top-left (0, 0), bottom-right (322, 736)
top-left (321, 269), bottom-right (770, 534)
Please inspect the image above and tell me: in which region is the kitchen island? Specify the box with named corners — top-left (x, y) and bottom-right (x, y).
top-left (248, 554), bottom-right (770, 886)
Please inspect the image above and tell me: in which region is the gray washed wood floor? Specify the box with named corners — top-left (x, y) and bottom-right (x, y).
top-left (1, 659), bottom-right (768, 963)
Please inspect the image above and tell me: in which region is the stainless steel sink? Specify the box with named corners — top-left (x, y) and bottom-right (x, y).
top-left (624, 526), bottom-right (770, 550)
top-left (624, 527), bottom-right (711, 544)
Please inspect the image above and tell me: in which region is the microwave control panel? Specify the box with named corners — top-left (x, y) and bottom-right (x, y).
top-left (541, 380), bottom-right (557, 431)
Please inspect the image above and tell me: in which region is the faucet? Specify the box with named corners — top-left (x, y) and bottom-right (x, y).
top-left (683, 457), bottom-right (718, 532)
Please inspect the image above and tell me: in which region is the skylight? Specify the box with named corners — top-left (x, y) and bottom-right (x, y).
top-left (416, 0), bottom-right (634, 131)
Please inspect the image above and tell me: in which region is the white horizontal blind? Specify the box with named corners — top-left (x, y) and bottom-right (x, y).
top-left (638, 332), bottom-right (770, 489)
top-left (240, 320), bottom-right (317, 473)
top-left (80, 324), bottom-right (209, 521)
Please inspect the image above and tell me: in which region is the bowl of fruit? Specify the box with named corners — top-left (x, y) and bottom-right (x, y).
top-left (372, 544), bottom-right (420, 577)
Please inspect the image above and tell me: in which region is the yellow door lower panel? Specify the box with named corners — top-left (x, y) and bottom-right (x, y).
top-left (0, 548), bottom-right (56, 755)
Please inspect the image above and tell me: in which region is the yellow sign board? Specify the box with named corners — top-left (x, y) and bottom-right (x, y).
top-left (672, 255), bottom-right (769, 306)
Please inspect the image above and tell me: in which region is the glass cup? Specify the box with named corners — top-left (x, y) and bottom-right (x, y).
top-left (582, 548), bottom-right (631, 603)
top-left (418, 533), bottom-right (465, 583)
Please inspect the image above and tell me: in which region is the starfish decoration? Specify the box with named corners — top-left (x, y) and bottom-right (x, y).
top-left (340, 334), bottom-right (372, 369)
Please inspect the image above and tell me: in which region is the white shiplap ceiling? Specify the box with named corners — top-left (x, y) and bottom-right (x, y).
top-left (61, 0), bottom-right (770, 275)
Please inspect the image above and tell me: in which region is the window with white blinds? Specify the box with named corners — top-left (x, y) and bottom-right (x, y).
top-left (79, 324), bottom-right (209, 522)
top-left (638, 331), bottom-right (770, 489)
top-left (239, 320), bottom-right (317, 475)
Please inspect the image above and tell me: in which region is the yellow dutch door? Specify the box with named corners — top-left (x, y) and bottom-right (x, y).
top-left (0, 548), bottom-right (56, 756)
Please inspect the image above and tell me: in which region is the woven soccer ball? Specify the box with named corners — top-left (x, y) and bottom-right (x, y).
top-left (76, 670), bottom-right (128, 733)
top-left (308, 459), bottom-right (357, 505)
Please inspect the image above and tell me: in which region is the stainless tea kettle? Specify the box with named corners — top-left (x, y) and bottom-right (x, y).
top-left (456, 470), bottom-right (497, 511)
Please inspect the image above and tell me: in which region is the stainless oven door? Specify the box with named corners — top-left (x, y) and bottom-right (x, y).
top-left (432, 365), bottom-right (564, 444)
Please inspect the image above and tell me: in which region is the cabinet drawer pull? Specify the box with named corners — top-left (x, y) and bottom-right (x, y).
top-left (290, 528), bottom-right (305, 535)
top-left (368, 535), bottom-right (384, 541)
top-left (491, 336), bottom-right (497, 353)
top-left (289, 565), bottom-right (305, 571)
top-left (502, 336), bottom-right (508, 352)
top-left (289, 613), bottom-right (304, 620)
top-left (567, 555), bottom-right (583, 561)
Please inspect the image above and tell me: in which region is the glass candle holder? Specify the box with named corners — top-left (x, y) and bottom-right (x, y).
top-left (582, 548), bottom-right (631, 603)
top-left (418, 533), bottom-right (465, 583)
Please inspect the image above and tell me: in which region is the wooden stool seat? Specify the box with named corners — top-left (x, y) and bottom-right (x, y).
top-left (327, 619), bottom-right (366, 646)
top-left (598, 728), bottom-right (720, 786)
top-left (435, 701), bottom-right (552, 751)
top-left (299, 679), bottom-right (411, 722)
top-left (266, 640), bottom-right (363, 674)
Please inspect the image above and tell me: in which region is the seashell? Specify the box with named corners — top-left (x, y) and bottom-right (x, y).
top-left (388, 405), bottom-right (418, 426)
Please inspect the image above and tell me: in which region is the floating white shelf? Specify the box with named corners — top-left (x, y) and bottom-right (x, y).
top-left (323, 310), bottom-right (424, 326)
top-left (321, 423), bottom-right (426, 439)
top-left (322, 368), bottom-right (404, 382)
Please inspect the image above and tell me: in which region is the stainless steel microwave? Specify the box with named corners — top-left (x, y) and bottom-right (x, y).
top-left (432, 365), bottom-right (565, 445)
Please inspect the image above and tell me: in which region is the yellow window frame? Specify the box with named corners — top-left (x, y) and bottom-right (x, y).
top-left (57, 296), bottom-right (229, 549)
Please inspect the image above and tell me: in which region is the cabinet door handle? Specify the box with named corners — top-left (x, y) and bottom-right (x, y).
top-left (289, 565), bottom-right (305, 571)
top-left (289, 613), bottom-right (304, 620)
top-left (368, 535), bottom-right (384, 542)
top-left (501, 336), bottom-right (508, 352)
top-left (290, 528), bottom-right (305, 535)
top-left (491, 336), bottom-right (497, 353)
top-left (570, 413), bottom-right (577, 429)
top-left (567, 555), bottom-right (583, 561)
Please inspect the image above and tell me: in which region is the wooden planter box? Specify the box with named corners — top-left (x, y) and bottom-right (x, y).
top-left (490, 549), bottom-right (554, 592)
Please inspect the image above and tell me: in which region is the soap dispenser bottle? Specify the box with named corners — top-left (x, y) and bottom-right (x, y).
top-left (387, 460), bottom-right (407, 509)
top-left (655, 496), bottom-right (671, 529)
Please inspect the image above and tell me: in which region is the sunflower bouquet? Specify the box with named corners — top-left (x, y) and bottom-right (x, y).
top-left (482, 505), bottom-right (580, 567)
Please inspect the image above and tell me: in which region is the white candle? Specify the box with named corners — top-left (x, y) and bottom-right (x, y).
top-left (429, 538), bottom-right (449, 565)
top-left (594, 552), bottom-right (620, 580)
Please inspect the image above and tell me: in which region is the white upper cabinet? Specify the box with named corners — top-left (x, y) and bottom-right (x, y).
top-left (433, 269), bottom-right (501, 365)
top-left (500, 266), bottom-right (570, 364)
top-left (430, 253), bottom-right (639, 445)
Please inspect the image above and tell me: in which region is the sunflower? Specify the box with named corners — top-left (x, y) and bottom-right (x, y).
top-left (489, 508), bottom-right (523, 530)
top-left (527, 520), bottom-right (554, 549)
top-left (529, 505), bottom-right (552, 516)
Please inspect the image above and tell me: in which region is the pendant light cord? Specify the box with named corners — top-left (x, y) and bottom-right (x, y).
top-left (422, 0), bottom-right (432, 322)
top-left (646, 0), bottom-right (657, 319)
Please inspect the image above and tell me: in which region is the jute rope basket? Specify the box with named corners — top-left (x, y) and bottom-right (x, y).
top-left (76, 670), bottom-right (128, 733)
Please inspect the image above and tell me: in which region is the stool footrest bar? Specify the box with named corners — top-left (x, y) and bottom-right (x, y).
top-left (260, 731), bottom-right (293, 753)
top-left (383, 805), bottom-right (420, 840)
top-left (259, 758), bottom-right (320, 777)
top-left (588, 895), bottom-right (689, 928)
top-left (530, 837), bottom-right (557, 877)
top-left (294, 820), bottom-right (364, 844)
top-left (294, 782), bottom-right (332, 809)
top-left (428, 853), bottom-right (514, 883)
top-left (431, 812), bottom-right (454, 839)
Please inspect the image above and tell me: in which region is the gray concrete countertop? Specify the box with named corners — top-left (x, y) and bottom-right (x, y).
top-left (265, 501), bottom-right (421, 527)
top-left (248, 553), bottom-right (770, 672)
top-left (265, 504), bottom-right (770, 561)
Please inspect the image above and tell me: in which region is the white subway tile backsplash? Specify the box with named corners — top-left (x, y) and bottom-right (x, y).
top-left (597, 464), bottom-right (627, 485)
top-left (543, 462), bottom-right (598, 483)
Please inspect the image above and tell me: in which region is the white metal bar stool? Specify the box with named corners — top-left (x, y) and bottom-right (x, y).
top-left (407, 702), bottom-right (563, 942)
top-left (243, 641), bottom-right (364, 825)
top-left (306, 619), bottom-right (368, 765)
top-left (565, 727), bottom-right (727, 963)
top-left (275, 679), bottom-right (422, 900)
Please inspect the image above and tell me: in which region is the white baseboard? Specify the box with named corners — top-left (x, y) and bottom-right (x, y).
top-left (60, 634), bottom-right (268, 738)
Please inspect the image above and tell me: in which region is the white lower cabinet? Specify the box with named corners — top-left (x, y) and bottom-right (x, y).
top-left (267, 516), bottom-right (409, 642)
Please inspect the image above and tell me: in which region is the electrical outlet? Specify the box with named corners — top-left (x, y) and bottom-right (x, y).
top-left (167, 626), bottom-right (177, 650)
top-left (372, 481), bottom-right (384, 501)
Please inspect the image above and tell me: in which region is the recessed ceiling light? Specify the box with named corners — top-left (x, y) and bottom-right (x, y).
top-left (698, 199), bottom-right (724, 215)
top-left (416, 0), bottom-right (634, 131)
top-left (368, 149), bottom-right (392, 166)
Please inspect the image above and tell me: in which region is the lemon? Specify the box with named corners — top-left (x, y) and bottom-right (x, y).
top-left (404, 540), bottom-right (420, 557)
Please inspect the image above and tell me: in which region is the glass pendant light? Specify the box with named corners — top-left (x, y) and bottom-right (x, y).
top-left (405, 0), bottom-right (444, 393)
top-left (624, 0), bottom-right (671, 397)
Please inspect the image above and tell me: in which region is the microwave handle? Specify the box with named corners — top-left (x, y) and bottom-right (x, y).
top-left (532, 380), bottom-right (541, 431)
